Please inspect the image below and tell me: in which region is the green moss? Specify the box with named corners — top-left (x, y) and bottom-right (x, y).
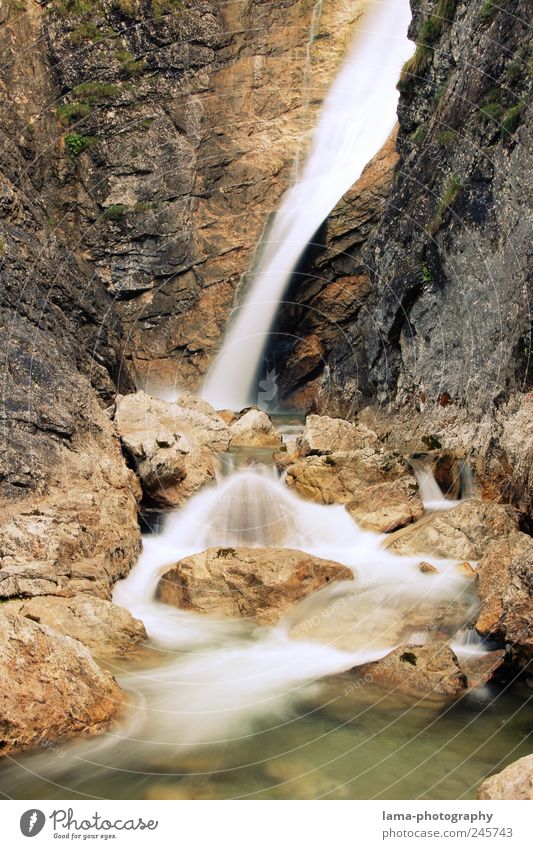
top-left (68, 22), bottom-right (106, 45)
top-left (410, 123), bottom-right (428, 144)
top-left (431, 173), bottom-right (463, 233)
top-left (324, 455), bottom-right (337, 466)
top-left (476, 101), bottom-right (503, 123)
top-left (438, 128), bottom-right (456, 146)
top-left (134, 201), bottom-right (158, 212)
top-left (140, 116), bottom-right (155, 130)
top-left (418, 17), bottom-right (442, 45)
top-left (64, 133), bottom-right (96, 155)
top-left (398, 44), bottom-right (433, 91)
top-left (115, 47), bottom-right (146, 77)
top-left (56, 102), bottom-right (91, 126)
top-left (479, 1), bottom-right (498, 25)
top-left (0, 236), bottom-right (5, 255)
top-left (421, 263), bottom-right (432, 283)
top-left (501, 104), bottom-right (524, 136)
top-left (103, 204), bottom-right (128, 220)
top-left (73, 81), bottom-right (120, 102)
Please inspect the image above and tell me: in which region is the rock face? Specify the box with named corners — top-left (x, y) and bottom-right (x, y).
top-left (114, 391), bottom-right (229, 506)
top-left (5, 596), bottom-right (146, 658)
top-left (39, 0), bottom-right (368, 388)
top-left (500, 546), bottom-right (533, 666)
top-left (386, 501), bottom-right (520, 559)
top-left (477, 755), bottom-right (533, 800)
top-left (356, 642), bottom-right (467, 698)
top-left (229, 409), bottom-right (282, 448)
top-left (292, 0), bottom-right (532, 421)
top-left (0, 610), bottom-right (124, 757)
top-left (157, 546), bottom-right (353, 624)
top-left (285, 416), bottom-right (423, 532)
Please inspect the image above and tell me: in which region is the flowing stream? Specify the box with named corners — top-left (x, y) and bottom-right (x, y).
top-left (1, 0), bottom-right (530, 802)
top-left (202, 0), bottom-right (413, 410)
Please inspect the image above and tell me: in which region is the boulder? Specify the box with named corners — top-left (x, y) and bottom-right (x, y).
top-left (157, 546), bottom-right (353, 624)
top-left (355, 642), bottom-right (467, 699)
top-left (460, 650), bottom-right (506, 690)
top-left (386, 500), bottom-right (520, 559)
top-left (0, 610), bottom-right (124, 757)
top-left (346, 477), bottom-right (424, 533)
top-left (285, 445), bottom-right (423, 532)
top-left (477, 754), bottom-right (533, 800)
top-left (297, 415), bottom-right (379, 455)
top-left (5, 595), bottom-right (146, 657)
top-left (475, 533), bottom-right (532, 639)
top-left (501, 546), bottom-right (533, 665)
top-left (114, 391), bottom-right (230, 507)
top-left (228, 409), bottom-right (282, 447)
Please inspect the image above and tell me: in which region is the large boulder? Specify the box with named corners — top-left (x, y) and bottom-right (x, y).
top-left (346, 477), bottom-right (424, 533)
top-left (355, 642), bottom-right (467, 699)
top-left (5, 595), bottom-right (146, 658)
top-left (386, 500), bottom-right (521, 559)
top-left (229, 409), bottom-right (282, 447)
top-left (477, 755), bottom-right (533, 800)
top-left (501, 546), bottom-right (533, 665)
top-left (297, 415), bottom-right (379, 455)
top-left (285, 439), bottom-right (423, 532)
top-left (114, 391), bottom-right (230, 507)
top-left (157, 546), bottom-right (353, 624)
top-left (0, 610), bottom-right (124, 757)
top-left (476, 533), bottom-right (532, 639)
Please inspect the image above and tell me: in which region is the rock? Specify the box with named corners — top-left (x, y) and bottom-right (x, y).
top-left (114, 391), bottom-right (229, 506)
top-left (346, 477), bottom-right (424, 533)
top-left (286, 443), bottom-right (423, 532)
top-left (386, 501), bottom-right (520, 559)
top-left (228, 409), bottom-right (282, 448)
top-left (0, 610), bottom-right (124, 757)
top-left (477, 755), bottom-right (533, 800)
top-left (5, 595), bottom-right (146, 658)
top-left (476, 533), bottom-right (532, 640)
top-left (460, 650), bottom-right (505, 690)
top-left (501, 546), bottom-right (533, 665)
top-left (297, 415), bottom-right (379, 455)
top-left (157, 547), bottom-right (353, 624)
top-left (356, 642), bottom-right (467, 699)
top-left (418, 561), bottom-right (438, 574)
top-left (457, 561), bottom-right (476, 577)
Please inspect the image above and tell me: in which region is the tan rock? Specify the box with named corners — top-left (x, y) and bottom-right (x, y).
top-left (419, 561), bottom-right (439, 574)
top-left (476, 533), bottom-right (532, 639)
top-left (5, 595), bottom-right (146, 657)
top-left (346, 477), bottom-right (424, 533)
top-left (0, 610), bottom-right (124, 757)
top-left (501, 546), bottom-right (533, 664)
top-left (460, 650), bottom-right (505, 690)
top-left (356, 642), bottom-right (467, 699)
top-left (297, 415), bottom-right (379, 455)
top-left (386, 500), bottom-right (520, 559)
top-left (157, 546), bottom-right (353, 624)
top-left (114, 390), bottom-right (229, 506)
top-left (228, 409), bottom-right (282, 448)
top-left (477, 754), bottom-right (533, 800)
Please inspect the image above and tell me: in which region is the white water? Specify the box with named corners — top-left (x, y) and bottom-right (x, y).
top-left (412, 461), bottom-right (461, 511)
top-left (202, 0), bottom-right (413, 410)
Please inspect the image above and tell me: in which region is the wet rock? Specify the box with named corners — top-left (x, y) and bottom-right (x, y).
top-left (418, 561), bottom-right (438, 574)
top-left (228, 409), bottom-right (282, 448)
top-left (114, 391), bottom-right (229, 506)
top-left (356, 642), bottom-right (467, 699)
top-left (0, 610), bottom-right (124, 757)
top-left (346, 477), bottom-right (424, 533)
top-left (476, 533), bottom-right (532, 640)
top-left (5, 595), bottom-right (146, 658)
top-left (460, 650), bottom-right (506, 691)
top-left (477, 754), bottom-right (533, 800)
top-left (386, 501), bottom-right (520, 559)
top-left (157, 547), bottom-right (353, 624)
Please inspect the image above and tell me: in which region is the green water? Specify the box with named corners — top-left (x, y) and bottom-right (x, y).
top-left (2, 668), bottom-right (530, 800)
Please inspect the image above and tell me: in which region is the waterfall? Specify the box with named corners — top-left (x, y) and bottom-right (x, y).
top-left (202, 0), bottom-right (413, 411)
top-left (411, 460), bottom-right (461, 511)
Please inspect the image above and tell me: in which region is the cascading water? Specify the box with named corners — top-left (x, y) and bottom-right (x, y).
top-left (202, 0), bottom-right (413, 411)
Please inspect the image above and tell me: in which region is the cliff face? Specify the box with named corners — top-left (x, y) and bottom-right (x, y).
top-left (301, 0), bottom-right (531, 421)
top-left (41, 0), bottom-right (368, 390)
